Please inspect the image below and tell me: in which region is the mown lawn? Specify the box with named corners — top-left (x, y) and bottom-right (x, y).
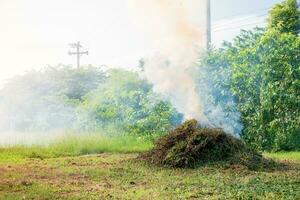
top-left (0, 148), bottom-right (299, 199)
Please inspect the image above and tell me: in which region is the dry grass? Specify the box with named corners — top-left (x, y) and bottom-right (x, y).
top-left (142, 120), bottom-right (276, 170)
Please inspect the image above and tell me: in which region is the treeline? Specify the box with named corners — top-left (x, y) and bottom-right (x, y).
top-left (0, 66), bottom-right (182, 138)
top-left (200, 0), bottom-right (299, 151)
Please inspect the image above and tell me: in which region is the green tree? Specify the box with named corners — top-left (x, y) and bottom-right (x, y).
top-left (199, 0), bottom-right (300, 151)
top-left (196, 46), bottom-right (243, 136)
top-left (60, 65), bottom-right (106, 100)
top-left (255, 30), bottom-right (300, 150)
top-left (0, 65), bottom-right (105, 131)
top-left (77, 69), bottom-right (182, 138)
top-left (221, 27), bottom-right (300, 151)
top-left (267, 0), bottom-right (300, 34)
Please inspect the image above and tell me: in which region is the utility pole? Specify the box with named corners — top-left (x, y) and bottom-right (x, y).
top-left (200, 0), bottom-right (211, 50)
top-left (68, 41), bottom-right (88, 68)
top-left (204, 0), bottom-right (211, 49)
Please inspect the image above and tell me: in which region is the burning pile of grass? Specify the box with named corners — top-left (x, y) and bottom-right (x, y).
top-left (142, 119), bottom-right (274, 170)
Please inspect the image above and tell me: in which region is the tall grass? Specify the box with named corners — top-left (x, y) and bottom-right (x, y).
top-left (0, 133), bottom-right (153, 162)
top-left (50, 134), bottom-right (153, 155)
top-left (264, 151), bottom-right (300, 162)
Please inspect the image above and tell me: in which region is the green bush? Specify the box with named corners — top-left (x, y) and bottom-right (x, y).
top-left (200, 0), bottom-right (300, 151)
top-left (0, 65), bottom-right (105, 131)
top-left (76, 69), bottom-right (183, 138)
top-left (0, 66), bottom-right (182, 139)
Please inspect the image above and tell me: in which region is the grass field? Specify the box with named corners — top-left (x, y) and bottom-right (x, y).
top-left (0, 134), bottom-right (153, 164)
top-left (0, 136), bottom-right (299, 199)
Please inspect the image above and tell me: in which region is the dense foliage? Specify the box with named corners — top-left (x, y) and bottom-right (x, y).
top-left (0, 66), bottom-right (182, 138)
top-left (0, 65), bottom-right (105, 131)
top-left (195, 49), bottom-right (242, 136)
top-left (267, 0), bottom-right (300, 34)
top-left (201, 0), bottom-right (300, 151)
top-left (77, 69), bottom-right (182, 137)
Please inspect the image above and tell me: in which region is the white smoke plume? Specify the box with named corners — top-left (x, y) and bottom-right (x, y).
top-left (128, 0), bottom-right (243, 135)
top-left (128, 0), bottom-right (209, 125)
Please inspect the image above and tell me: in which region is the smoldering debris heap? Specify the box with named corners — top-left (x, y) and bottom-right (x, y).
top-left (142, 119), bottom-right (274, 170)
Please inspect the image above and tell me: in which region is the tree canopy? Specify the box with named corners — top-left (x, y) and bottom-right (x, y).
top-left (267, 0), bottom-right (300, 34)
top-left (201, 0), bottom-right (300, 151)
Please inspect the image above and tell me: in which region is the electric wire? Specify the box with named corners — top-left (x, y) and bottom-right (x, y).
top-left (213, 21), bottom-right (266, 32)
top-left (212, 13), bottom-right (267, 29)
top-left (210, 7), bottom-right (270, 32)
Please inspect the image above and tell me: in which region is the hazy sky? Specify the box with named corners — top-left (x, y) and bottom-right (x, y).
top-left (0, 0), bottom-right (283, 86)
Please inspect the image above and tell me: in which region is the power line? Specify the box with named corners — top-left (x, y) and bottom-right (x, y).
top-left (215, 7), bottom-right (269, 21)
top-left (211, 6), bottom-right (270, 32)
top-left (212, 13), bottom-right (267, 29)
top-left (213, 20), bottom-right (266, 32)
top-left (214, 21), bottom-right (266, 32)
top-left (212, 1), bottom-right (300, 33)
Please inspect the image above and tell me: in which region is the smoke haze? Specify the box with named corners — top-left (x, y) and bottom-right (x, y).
top-left (0, 0), bottom-right (243, 145)
top-left (128, 0), bottom-right (210, 124)
top-left (129, 0), bottom-right (242, 134)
